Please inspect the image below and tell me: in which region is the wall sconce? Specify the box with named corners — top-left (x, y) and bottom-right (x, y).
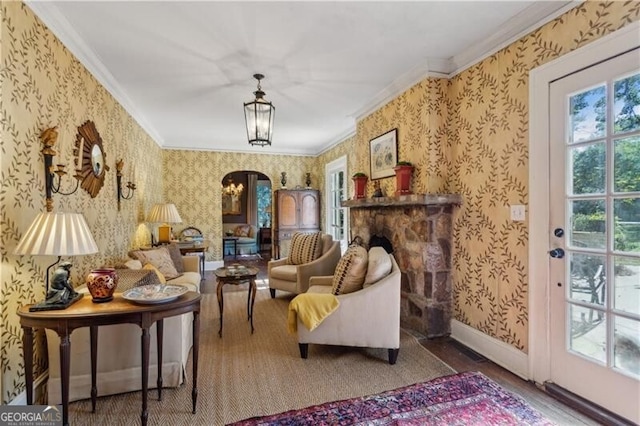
top-left (41, 127), bottom-right (83, 212)
top-left (116, 159), bottom-right (136, 211)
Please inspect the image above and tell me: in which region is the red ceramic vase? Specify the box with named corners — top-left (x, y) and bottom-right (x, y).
top-left (86, 268), bottom-right (119, 303)
top-left (394, 165), bottom-right (414, 195)
top-left (353, 176), bottom-right (368, 199)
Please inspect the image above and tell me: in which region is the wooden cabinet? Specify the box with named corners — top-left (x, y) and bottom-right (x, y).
top-left (273, 189), bottom-right (320, 258)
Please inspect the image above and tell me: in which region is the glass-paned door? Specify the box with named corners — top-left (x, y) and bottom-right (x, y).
top-left (325, 156), bottom-right (348, 253)
top-left (548, 49), bottom-right (639, 424)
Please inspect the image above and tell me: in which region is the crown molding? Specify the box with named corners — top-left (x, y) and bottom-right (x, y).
top-left (28, 1), bottom-right (581, 154)
top-left (162, 145), bottom-right (316, 157)
top-left (352, 1), bottom-right (579, 124)
top-left (25, 1), bottom-right (165, 147)
top-left (316, 127), bottom-right (357, 156)
top-left (448, 1), bottom-right (580, 76)
top-left (352, 59), bottom-right (449, 122)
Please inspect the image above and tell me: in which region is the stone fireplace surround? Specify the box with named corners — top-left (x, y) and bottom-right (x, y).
top-left (342, 194), bottom-right (461, 338)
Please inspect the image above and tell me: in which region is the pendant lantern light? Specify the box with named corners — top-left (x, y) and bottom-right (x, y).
top-left (244, 73), bottom-right (275, 147)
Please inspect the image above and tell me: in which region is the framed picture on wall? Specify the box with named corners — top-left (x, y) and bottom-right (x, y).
top-left (222, 194), bottom-right (241, 215)
top-left (369, 128), bottom-right (398, 180)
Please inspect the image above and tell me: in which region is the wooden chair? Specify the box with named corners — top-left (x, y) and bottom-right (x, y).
top-left (179, 226), bottom-right (203, 240)
top-left (178, 226), bottom-right (205, 268)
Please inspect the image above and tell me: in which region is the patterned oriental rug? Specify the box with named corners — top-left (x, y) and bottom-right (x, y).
top-left (230, 371), bottom-right (554, 426)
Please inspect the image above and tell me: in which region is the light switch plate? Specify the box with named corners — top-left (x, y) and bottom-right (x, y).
top-left (510, 205), bottom-right (526, 221)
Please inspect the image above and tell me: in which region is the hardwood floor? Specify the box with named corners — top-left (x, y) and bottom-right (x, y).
top-left (203, 251), bottom-right (611, 425)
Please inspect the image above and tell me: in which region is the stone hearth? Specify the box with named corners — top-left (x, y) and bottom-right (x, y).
top-left (342, 194), bottom-right (461, 338)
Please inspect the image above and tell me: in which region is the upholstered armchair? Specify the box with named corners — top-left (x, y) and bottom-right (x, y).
top-left (292, 248), bottom-right (401, 364)
top-left (268, 233), bottom-right (341, 298)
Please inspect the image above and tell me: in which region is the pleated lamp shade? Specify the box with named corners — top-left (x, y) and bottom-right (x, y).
top-left (147, 203), bottom-right (183, 224)
top-left (147, 203), bottom-right (182, 243)
top-left (14, 212), bottom-right (99, 256)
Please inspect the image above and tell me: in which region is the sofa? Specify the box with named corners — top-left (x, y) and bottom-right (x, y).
top-left (46, 252), bottom-right (200, 404)
top-left (223, 223), bottom-right (258, 255)
top-left (289, 246), bottom-right (401, 364)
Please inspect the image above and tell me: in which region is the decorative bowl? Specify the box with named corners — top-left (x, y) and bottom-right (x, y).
top-left (122, 284), bottom-right (188, 305)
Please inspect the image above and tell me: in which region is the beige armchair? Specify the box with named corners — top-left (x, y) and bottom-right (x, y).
top-left (268, 234), bottom-right (341, 298)
top-left (295, 252), bottom-right (401, 364)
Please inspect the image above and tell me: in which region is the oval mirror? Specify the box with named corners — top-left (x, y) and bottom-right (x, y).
top-left (91, 144), bottom-right (104, 176)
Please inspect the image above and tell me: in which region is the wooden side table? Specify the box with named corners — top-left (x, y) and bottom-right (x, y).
top-left (222, 236), bottom-right (239, 258)
top-left (18, 292), bottom-right (201, 426)
top-left (214, 266), bottom-right (258, 337)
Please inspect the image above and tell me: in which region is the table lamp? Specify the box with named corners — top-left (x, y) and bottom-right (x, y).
top-left (14, 212), bottom-right (99, 311)
top-left (147, 203), bottom-right (182, 244)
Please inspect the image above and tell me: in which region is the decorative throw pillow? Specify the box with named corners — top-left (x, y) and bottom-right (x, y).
top-left (288, 232), bottom-right (323, 265)
top-left (132, 247), bottom-right (180, 280)
top-left (115, 268), bottom-right (161, 291)
top-left (124, 258), bottom-right (143, 270)
top-left (167, 243), bottom-right (185, 273)
top-left (143, 263), bottom-right (166, 284)
top-left (234, 225), bottom-right (251, 237)
top-left (128, 249), bottom-right (143, 261)
top-left (364, 247), bottom-right (392, 286)
top-left (332, 245), bottom-right (368, 295)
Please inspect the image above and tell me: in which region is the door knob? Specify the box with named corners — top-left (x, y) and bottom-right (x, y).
top-left (549, 248), bottom-right (565, 259)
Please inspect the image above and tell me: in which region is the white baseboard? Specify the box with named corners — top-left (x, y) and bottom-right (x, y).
top-left (9, 370), bottom-right (49, 405)
top-left (451, 319), bottom-right (529, 380)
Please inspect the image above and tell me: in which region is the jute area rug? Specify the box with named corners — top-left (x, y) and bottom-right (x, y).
top-left (67, 289), bottom-right (454, 425)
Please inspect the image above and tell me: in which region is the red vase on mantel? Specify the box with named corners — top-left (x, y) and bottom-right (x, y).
top-left (394, 164), bottom-right (414, 195)
top-left (352, 175), bottom-right (368, 199)
top-left (86, 268), bottom-right (119, 303)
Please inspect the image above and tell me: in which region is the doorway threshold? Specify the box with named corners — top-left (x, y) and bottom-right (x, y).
top-left (544, 382), bottom-right (635, 426)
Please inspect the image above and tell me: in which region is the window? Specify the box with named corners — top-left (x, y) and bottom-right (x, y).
top-left (325, 156), bottom-right (348, 253)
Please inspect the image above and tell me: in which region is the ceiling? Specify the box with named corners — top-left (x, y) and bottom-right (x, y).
top-left (27, 1), bottom-right (575, 156)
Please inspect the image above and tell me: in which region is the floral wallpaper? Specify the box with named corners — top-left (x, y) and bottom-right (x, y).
top-left (324, 2), bottom-right (638, 353)
top-left (0, 0), bottom-right (638, 407)
top-left (0, 3), bottom-right (163, 403)
top-left (356, 77), bottom-right (451, 198)
top-left (339, 1), bottom-right (639, 353)
top-left (162, 150), bottom-right (317, 260)
top-left (448, 1), bottom-right (639, 351)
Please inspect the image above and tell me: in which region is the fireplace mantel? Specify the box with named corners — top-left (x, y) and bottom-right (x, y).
top-left (341, 193), bottom-right (462, 209)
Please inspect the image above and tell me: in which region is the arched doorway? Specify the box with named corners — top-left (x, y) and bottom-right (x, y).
top-left (221, 170), bottom-right (272, 259)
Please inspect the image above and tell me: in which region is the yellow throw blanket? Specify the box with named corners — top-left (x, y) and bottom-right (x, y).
top-left (288, 293), bottom-right (340, 334)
